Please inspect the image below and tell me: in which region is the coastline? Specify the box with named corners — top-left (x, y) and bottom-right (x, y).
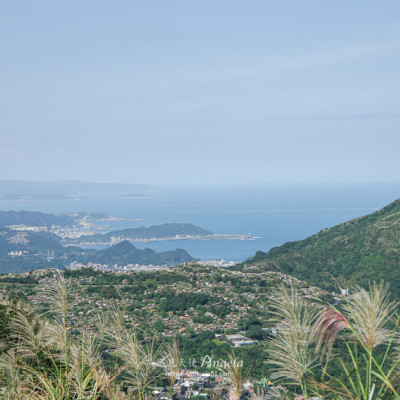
top-left (69, 233), bottom-right (260, 247)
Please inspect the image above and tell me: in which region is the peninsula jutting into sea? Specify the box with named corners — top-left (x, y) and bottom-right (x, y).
top-left (0, 210), bottom-right (258, 273)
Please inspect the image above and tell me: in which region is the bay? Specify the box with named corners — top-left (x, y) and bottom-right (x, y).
top-left (0, 182), bottom-right (399, 262)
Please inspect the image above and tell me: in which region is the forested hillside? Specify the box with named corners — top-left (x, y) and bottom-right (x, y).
top-left (240, 198), bottom-right (400, 293)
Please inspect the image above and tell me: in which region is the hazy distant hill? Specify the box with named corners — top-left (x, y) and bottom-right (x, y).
top-left (0, 211), bottom-right (74, 228)
top-left (0, 228), bottom-right (195, 273)
top-left (240, 198), bottom-right (400, 293)
top-left (70, 223), bottom-right (214, 244)
top-left (77, 241), bottom-right (194, 266)
top-left (0, 229), bottom-right (65, 254)
top-left (0, 180), bottom-right (151, 194)
top-left (0, 179), bottom-right (152, 200)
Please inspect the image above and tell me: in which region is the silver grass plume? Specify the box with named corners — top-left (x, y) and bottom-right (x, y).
top-left (219, 352), bottom-right (250, 400)
top-left (267, 285), bottom-right (318, 386)
top-left (112, 330), bottom-right (162, 400)
top-left (343, 282), bottom-right (398, 351)
top-left (161, 338), bottom-right (181, 393)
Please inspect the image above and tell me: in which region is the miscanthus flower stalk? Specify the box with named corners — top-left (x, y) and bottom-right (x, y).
top-left (344, 282), bottom-right (398, 351)
top-left (268, 282), bottom-right (400, 400)
top-left (161, 338), bottom-right (181, 397)
top-left (267, 284), bottom-right (318, 398)
top-left (0, 272), bottom-right (122, 399)
top-left (219, 352), bottom-right (251, 400)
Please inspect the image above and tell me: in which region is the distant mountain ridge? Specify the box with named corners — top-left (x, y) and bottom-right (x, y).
top-left (239, 198), bottom-right (400, 293)
top-left (0, 179), bottom-right (152, 201)
top-left (0, 211), bottom-right (74, 228)
top-left (0, 179), bottom-right (151, 194)
top-left (0, 223), bottom-right (196, 273)
top-left (0, 211), bottom-right (212, 272)
top-left (77, 241), bottom-right (194, 266)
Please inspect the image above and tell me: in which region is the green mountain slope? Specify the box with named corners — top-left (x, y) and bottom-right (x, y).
top-left (240, 198), bottom-right (400, 292)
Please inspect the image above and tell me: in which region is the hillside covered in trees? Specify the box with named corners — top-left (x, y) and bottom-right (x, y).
top-left (239, 198), bottom-right (400, 293)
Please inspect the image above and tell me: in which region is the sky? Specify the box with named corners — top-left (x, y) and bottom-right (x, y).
top-left (1, 1), bottom-right (400, 185)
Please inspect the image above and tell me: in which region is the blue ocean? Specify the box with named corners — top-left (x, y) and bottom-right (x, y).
top-left (1, 183), bottom-right (399, 262)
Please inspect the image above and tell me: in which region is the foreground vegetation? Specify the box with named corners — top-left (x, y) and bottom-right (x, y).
top-left (0, 271), bottom-right (179, 399)
top-left (1, 267), bottom-right (400, 398)
top-left (0, 265), bottom-right (301, 382)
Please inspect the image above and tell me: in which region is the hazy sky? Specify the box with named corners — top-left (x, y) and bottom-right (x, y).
top-left (1, 1), bottom-right (400, 185)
